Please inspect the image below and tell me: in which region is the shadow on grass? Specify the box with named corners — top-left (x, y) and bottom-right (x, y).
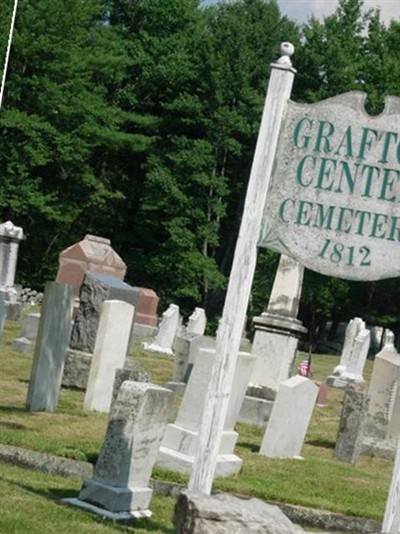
top-left (236, 441), bottom-right (259, 453)
top-left (306, 438), bottom-right (336, 449)
top-left (0, 405), bottom-right (28, 414)
top-left (0, 420), bottom-right (32, 430)
top-left (1, 476), bottom-right (176, 533)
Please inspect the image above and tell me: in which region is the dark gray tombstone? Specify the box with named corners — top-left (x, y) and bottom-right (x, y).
top-left (70, 273), bottom-right (140, 354)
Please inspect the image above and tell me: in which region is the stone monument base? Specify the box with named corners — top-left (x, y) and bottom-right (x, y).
top-left (156, 424), bottom-right (242, 477)
top-left (142, 341), bottom-right (174, 357)
top-left (157, 446), bottom-right (242, 478)
top-left (326, 374), bottom-right (364, 389)
top-left (63, 497), bottom-right (152, 520)
top-left (362, 436), bottom-right (397, 461)
top-left (78, 478), bottom-right (153, 513)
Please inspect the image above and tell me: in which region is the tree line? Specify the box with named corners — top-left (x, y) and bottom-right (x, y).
top-left (0, 0), bottom-right (399, 340)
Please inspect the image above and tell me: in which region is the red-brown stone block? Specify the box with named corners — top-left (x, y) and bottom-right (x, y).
top-left (134, 288), bottom-right (159, 326)
top-left (56, 234), bottom-right (127, 296)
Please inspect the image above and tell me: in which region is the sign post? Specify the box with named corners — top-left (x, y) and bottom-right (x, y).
top-left (188, 43), bottom-right (296, 494)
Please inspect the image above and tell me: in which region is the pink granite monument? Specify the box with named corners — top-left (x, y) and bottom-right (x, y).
top-left (56, 234), bottom-right (127, 296)
top-left (134, 287), bottom-right (159, 327)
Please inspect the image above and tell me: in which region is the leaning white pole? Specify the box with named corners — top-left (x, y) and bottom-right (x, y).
top-left (0, 0), bottom-right (19, 110)
top-left (381, 437), bottom-right (400, 533)
top-left (188, 43), bottom-right (296, 494)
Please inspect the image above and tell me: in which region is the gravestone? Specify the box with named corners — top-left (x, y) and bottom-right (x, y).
top-left (131, 287), bottom-right (159, 337)
top-left (157, 349), bottom-right (255, 477)
top-left (12, 312), bottom-right (41, 353)
top-left (382, 437), bottom-right (400, 533)
top-left (142, 304), bottom-right (180, 356)
top-left (327, 317), bottom-right (367, 388)
top-left (0, 220), bottom-right (24, 319)
top-left (70, 273), bottom-right (139, 353)
top-left (335, 385), bottom-right (369, 464)
top-left (186, 307), bottom-right (207, 336)
top-left (0, 220), bottom-right (24, 293)
top-left (26, 282), bottom-right (75, 412)
top-left (165, 334), bottom-right (218, 395)
top-left (259, 376), bottom-right (318, 458)
top-left (66, 381), bottom-right (173, 519)
top-left (339, 329), bottom-right (370, 386)
top-left (63, 273), bottom-right (139, 389)
top-left (110, 364), bottom-right (151, 412)
top-left (249, 255), bottom-right (307, 392)
top-left (363, 343), bottom-right (400, 460)
top-left (84, 300), bottom-right (134, 413)
top-left (56, 234), bottom-right (126, 298)
top-left (164, 332), bottom-right (201, 395)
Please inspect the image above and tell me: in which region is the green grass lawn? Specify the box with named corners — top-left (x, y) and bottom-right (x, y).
top-left (0, 317), bottom-right (393, 524)
top-left (0, 462), bottom-right (175, 534)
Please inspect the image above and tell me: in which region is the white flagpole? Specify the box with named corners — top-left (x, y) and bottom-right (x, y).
top-left (0, 0), bottom-right (19, 110)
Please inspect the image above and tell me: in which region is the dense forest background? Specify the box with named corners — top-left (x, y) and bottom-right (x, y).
top-left (0, 0), bottom-right (399, 340)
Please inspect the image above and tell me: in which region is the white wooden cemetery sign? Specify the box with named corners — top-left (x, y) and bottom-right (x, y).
top-left (259, 93), bottom-right (400, 281)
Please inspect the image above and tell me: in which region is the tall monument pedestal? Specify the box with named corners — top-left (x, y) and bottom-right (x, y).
top-left (251, 312), bottom-right (307, 390)
top-left (238, 255), bottom-right (307, 427)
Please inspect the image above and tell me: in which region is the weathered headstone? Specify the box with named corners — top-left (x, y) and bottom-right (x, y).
top-left (63, 273), bottom-right (139, 389)
top-left (172, 333), bottom-right (200, 383)
top-left (0, 220), bottom-right (24, 293)
top-left (12, 312), bottom-right (41, 353)
top-left (327, 317), bottom-right (366, 388)
top-left (335, 385), bottom-right (369, 464)
top-left (142, 304), bottom-right (180, 356)
top-left (186, 307), bottom-right (207, 336)
top-left (56, 234), bottom-right (126, 298)
top-left (259, 376), bottom-right (318, 458)
top-left (0, 220), bottom-right (24, 319)
top-left (174, 491), bottom-right (304, 533)
top-left (67, 381), bottom-right (173, 519)
top-left (363, 343), bottom-right (400, 460)
top-left (84, 300), bottom-right (134, 413)
top-left (110, 364), bottom-right (151, 412)
top-left (26, 282), bottom-right (75, 412)
top-left (339, 329), bottom-right (371, 386)
top-left (157, 349), bottom-right (255, 477)
top-left (382, 437), bottom-right (400, 533)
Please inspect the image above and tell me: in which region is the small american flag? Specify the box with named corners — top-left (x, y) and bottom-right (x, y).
top-left (298, 358), bottom-right (312, 378)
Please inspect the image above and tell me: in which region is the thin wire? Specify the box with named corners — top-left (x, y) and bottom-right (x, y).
top-left (0, 0), bottom-right (19, 110)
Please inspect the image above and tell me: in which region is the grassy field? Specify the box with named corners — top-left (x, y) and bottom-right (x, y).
top-left (0, 316), bottom-right (394, 528)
